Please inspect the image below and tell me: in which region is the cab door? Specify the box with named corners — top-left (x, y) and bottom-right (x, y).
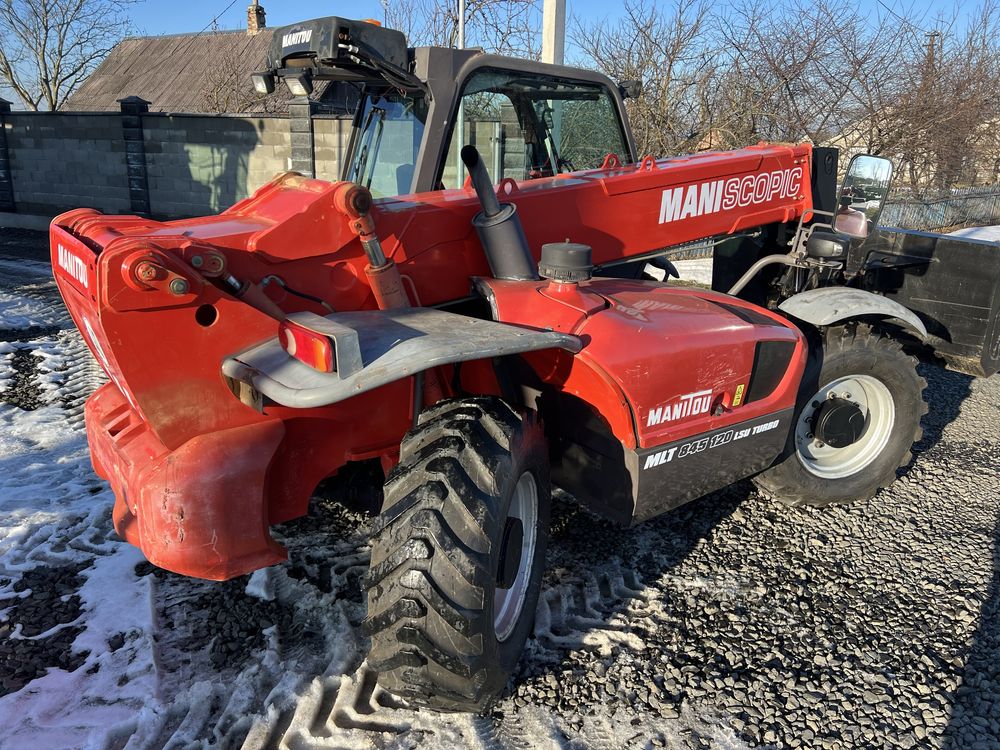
top-left (428, 59), bottom-right (636, 190)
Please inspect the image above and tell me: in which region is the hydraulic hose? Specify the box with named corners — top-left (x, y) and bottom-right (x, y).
top-left (727, 255), bottom-right (805, 296)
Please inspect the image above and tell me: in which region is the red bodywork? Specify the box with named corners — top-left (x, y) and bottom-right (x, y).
top-left (51, 143), bottom-right (812, 579)
top-left (482, 279), bottom-right (804, 449)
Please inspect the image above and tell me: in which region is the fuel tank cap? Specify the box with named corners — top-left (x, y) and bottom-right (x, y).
top-left (539, 242), bottom-right (593, 282)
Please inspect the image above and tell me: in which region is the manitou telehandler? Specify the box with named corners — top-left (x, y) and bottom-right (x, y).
top-left (50, 16), bottom-right (999, 712)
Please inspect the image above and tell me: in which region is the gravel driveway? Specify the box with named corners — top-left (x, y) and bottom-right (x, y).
top-left (0, 230), bottom-right (997, 749)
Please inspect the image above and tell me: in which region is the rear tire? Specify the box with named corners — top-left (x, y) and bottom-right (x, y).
top-left (754, 323), bottom-right (926, 507)
top-left (365, 396), bottom-right (550, 712)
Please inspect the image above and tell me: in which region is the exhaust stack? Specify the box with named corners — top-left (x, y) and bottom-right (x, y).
top-left (461, 146), bottom-right (539, 281)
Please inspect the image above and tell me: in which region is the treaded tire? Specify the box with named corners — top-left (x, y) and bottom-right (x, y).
top-left (364, 396), bottom-right (550, 712)
top-left (753, 323), bottom-right (927, 507)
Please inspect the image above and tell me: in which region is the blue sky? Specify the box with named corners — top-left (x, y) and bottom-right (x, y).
top-left (0, 0), bottom-right (978, 107)
top-left (132, 0), bottom-right (398, 36)
top-left (129, 0), bottom-right (969, 38)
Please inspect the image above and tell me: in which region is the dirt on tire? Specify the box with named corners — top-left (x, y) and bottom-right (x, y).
top-left (365, 396), bottom-right (550, 712)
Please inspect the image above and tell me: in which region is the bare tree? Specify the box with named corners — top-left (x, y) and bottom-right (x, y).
top-left (0, 0), bottom-right (136, 110)
top-left (572, 0), bottom-right (1000, 191)
top-left (713, 0), bottom-right (916, 148)
top-left (382, 0), bottom-right (540, 58)
top-left (200, 31), bottom-right (277, 115)
top-left (890, 3), bottom-right (1000, 191)
top-left (572, 0), bottom-right (719, 156)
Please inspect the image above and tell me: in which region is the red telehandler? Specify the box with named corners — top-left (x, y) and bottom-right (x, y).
top-left (50, 16), bottom-right (999, 712)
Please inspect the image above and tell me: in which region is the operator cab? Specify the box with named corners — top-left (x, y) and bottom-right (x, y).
top-left (256, 16), bottom-right (637, 198)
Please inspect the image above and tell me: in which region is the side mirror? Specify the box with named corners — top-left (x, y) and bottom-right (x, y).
top-left (832, 154), bottom-right (893, 239)
top-left (619, 80), bottom-right (643, 99)
top-left (806, 230), bottom-right (850, 259)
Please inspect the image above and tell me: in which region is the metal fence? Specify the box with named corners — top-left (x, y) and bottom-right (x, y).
top-left (882, 186), bottom-right (1000, 231)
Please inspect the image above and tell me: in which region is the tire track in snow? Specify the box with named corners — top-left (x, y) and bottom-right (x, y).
top-left (4, 247), bottom-right (998, 749)
top-left (0, 244), bottom-right (724, 749)
top-left (0, 257), bottom-right (758, 749)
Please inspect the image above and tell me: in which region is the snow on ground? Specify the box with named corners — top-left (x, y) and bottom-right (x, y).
top-left (0, 344), bottom-right (14, 392)
top-left (0, 259), bottom-right (69, 332)
top-left (644, 258), bottom-right (713, 286)
top-left (0, 327), bottom-right (156, 747)
top-left (671, 258), bottom-right (714, 286)
top-left (0, 259), bottom-right (730, 748)
top-left (948, 224), bottom-right (1000, 242)
top-left (1, 238), bottom-right (998, 749)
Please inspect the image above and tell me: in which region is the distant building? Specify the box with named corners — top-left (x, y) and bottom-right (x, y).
top-left (63, 2), bottom-right (357, 116)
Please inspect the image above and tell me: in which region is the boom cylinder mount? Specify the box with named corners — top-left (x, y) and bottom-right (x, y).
top-left (332, 182), bottom-right (410, 309)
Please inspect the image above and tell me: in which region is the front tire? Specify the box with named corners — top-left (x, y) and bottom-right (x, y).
top-left (365, 396), bottom-right (550, 712)
top-left (754, 323), bottom-right (926, 507)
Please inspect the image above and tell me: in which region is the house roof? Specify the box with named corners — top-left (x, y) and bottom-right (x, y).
top-left (63, 28), bottom-right (354, 115)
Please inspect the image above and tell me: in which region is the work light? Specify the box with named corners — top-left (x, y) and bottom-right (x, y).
top-left (285, 71), bottom-right (313, 97)
top-left (251, 71), bottom-right (276, 95)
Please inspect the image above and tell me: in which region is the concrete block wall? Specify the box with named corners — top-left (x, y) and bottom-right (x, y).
top-left (4, 113), bottom-right (131, 216)
top-left (0, 110), bottom-right (348, 221)
top-left (314, 116), bottom-right (349, 182)
top-left (143, 115), bottom-right (294, 218)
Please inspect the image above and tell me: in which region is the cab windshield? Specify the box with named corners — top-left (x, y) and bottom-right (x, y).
top-left (344, 70), bottom-right (629, 197)
top-left (346, 90), bottom-right (428, 198)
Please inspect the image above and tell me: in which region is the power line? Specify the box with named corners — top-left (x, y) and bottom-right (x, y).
top-left (196, 0), bottom-right (241, 35)
top-left (873, 0), bottom-right (932, 36)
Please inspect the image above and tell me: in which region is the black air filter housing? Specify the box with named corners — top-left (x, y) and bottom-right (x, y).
top-left (539, 242), bottom-right (593, 282)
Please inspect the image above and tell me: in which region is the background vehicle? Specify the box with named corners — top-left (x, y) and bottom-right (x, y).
top-left (50, 16), bottom-right (997, 712)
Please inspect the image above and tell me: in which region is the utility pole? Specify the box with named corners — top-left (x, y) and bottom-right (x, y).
top-left (542, 0), bottom-right (566, 162)
top-left (924, 31), bottom-right (941, 73)
top-left (542, 0), bottom-right (566, 65)
top-left (455, 0), bottom-right (466, 187)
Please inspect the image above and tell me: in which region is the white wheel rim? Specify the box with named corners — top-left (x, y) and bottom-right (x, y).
top-left (795, 374), bottom-right (895, 479)
top-left (494, 471), bottom-right (538, 642)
